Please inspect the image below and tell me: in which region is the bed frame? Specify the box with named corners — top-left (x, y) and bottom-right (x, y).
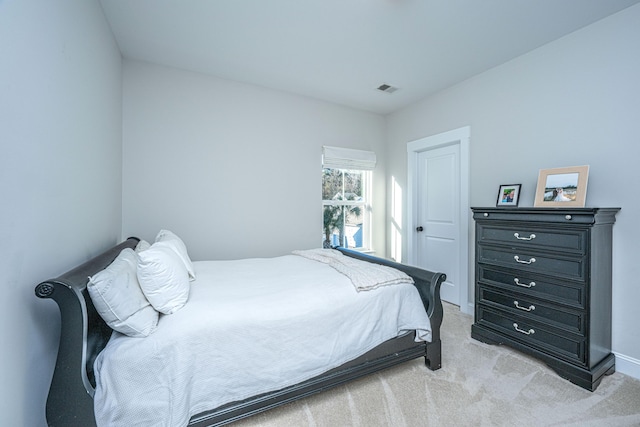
top-left (35, 237), bottom-right (445, 427)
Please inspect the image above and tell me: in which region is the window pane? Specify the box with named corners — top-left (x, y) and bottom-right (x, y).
top-left (322, 205), bottom-right (344, 248)
top-left (322, 168), bottom-right (343, 200)
top-left (344, 204), bottom-right (364, 248)
top-left (343, 170), bottom-right (362, 199)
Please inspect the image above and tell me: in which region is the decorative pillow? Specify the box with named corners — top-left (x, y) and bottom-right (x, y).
top-left (87, 248), bottom-right (159, 338)
top-left (135, 239), bottom-right (151, 253)
top-left (137, 241), bottom-right (190, 314)
top-left (155, 229), bottom-right (196, 281)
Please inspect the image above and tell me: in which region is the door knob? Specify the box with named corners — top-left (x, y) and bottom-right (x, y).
top-left (416, 226), bottom-right (424, 232)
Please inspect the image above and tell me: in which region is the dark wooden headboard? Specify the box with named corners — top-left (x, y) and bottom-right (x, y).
top-left (35, 237), bottom-right (139, 426)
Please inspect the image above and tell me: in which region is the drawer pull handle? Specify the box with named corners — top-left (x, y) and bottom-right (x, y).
top-left (513, 323), bottom-right (535, 335)
top-left (514, 301), bottom-right (535, 312)
top-left (514, 255), bottom-right (536, 264)
top-left (514, 278), bottom-right (536, 288)
top-left (514, 233), bottom-right (536, 241)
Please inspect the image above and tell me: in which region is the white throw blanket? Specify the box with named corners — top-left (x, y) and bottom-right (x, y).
top-left (292, 249), bottom-right (414, 291)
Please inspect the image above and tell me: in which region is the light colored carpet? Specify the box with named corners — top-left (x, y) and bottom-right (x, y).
top-left (232, 303), bottom-right (640, 426)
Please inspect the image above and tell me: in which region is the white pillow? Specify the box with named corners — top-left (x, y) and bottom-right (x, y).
top-left (137, 241), bottom-right (190, 314)
top-left (135, 239), bottom-right (151, 253)
top-left (87, 248), bottom-right (159, 338)
top-left (155, 229), bottom-right (196, 281)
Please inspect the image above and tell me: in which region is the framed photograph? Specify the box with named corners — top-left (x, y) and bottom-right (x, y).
top-left (534, 165), bottom-right (589, 207)
top-left (496, 184), bottom-right (521, 207)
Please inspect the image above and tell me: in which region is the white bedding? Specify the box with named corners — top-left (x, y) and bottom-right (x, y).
top-left (93, 255), bottom-right (431, 427)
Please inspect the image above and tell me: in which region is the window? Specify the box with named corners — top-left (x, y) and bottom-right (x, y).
top-left (322, 168), bottom-right (371, 249)
top-left (321, 146), bottom-right (376, 250)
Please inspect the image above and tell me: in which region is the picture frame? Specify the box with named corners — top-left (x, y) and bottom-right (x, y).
top-left (496, 184), bottom-right (521, 207)
top-left (534, 165), bottom-right (589, 207)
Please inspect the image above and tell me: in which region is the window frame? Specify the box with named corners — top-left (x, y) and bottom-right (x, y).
top-left (322, 167), bottom-right (372, 251)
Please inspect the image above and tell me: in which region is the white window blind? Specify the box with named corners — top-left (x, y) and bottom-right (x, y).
top-left (322, 146), bottom-right (377, 170)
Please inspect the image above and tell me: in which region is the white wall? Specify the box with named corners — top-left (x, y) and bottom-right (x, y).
top-left (0, 1), bottom-right (123, 425)
top-left (122, 60), bottom-right (387, 260)
top-left (386, 4), bottom-right (640, 377)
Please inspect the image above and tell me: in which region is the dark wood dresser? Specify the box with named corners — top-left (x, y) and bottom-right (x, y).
top-left (470, 207), bottom-right (620, 391)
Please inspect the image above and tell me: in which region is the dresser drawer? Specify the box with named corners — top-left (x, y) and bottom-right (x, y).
top-left (478, 246), bottom-right (586, 280)
top-left (478, 266), bottom-right (585, 308)
top-left (478, 287), bottom-right (585, 334)
top-left (477, 224), bottom-right (587, 254)
top-left (476, 305), bottom-right (586, 365)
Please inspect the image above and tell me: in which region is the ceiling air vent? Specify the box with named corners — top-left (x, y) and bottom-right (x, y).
top-left (376, 83), bottom-right (398, 94)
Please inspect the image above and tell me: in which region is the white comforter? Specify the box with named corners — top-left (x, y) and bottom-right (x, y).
top-left (93, 255), bottom-right (431, 427)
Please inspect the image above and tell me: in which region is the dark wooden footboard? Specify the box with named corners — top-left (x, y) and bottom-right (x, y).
top-left (336, 247), bottom-right (445, 370)
top-left (35, 239), bottom-right (444, 427)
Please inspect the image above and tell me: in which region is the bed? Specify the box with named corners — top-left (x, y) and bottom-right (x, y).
top-left (35, 236), bottom-right (445, 426)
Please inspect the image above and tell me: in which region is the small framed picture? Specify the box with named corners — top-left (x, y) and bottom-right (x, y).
top-left (496, 184), bottom-right (521, 207)
top-left (534, 165), bottom-right (589, 207)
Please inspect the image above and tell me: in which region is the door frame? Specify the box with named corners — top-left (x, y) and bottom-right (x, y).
top-left (407, 126), bottom-right (471, 314)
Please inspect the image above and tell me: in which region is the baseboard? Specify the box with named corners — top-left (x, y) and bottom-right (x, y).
top-left (614, 351), bottom-right (640, 381)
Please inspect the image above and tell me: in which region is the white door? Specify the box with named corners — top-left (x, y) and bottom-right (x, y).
top-left (416, 145), bottom-right (460, 305)
top-left (407, 126), bottom-right (470, 313)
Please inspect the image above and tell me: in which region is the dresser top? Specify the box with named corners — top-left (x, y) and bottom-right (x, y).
top-left (471, 207), bottom-right (620, 213)
top-left (471, 207), bottom-right (620, 225)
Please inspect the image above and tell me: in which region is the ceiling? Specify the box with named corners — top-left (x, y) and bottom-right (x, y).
top-left (99, 0), bottom-right (640, 115)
